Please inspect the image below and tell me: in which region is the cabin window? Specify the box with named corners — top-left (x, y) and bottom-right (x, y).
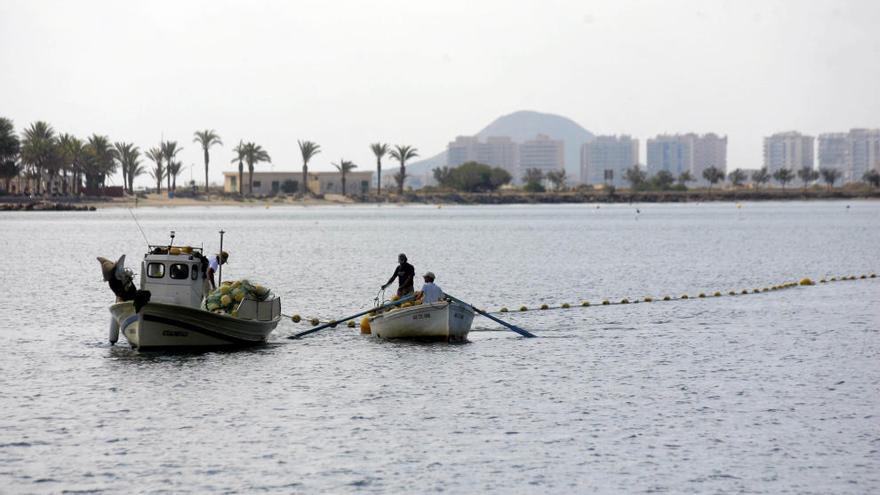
top-left (147, 262), bottom-right (165, 278)
top-left (191, 265), bottom-right (199, 280)
top-left (169, 263), bottom-right (189, 280)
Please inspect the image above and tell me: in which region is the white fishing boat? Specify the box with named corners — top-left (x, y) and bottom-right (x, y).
top-left (101, 235), bottom-right (281, 350)
top-left (368, 300), bottom-right (475, 342)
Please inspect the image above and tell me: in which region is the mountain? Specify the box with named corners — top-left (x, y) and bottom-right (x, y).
top-left (407, 110), bottom-right (594, 181)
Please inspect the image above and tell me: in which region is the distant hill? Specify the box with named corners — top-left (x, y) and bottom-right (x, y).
top-left (407, 110), bottom-right (594, 181)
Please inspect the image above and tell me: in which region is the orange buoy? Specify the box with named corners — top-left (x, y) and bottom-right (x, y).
top-left (360, 316), bottom-right (372, 334)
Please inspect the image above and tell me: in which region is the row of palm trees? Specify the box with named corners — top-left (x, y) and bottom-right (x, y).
top-left (0, 117), bottom-right (424, 197)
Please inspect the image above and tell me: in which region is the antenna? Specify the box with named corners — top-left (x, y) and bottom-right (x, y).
top-left (218, 229), bottom-right (225, 286)
top-left (169, 231), bottom-right (176, 248)
top-left (128, 208), bottom-right (151, 248)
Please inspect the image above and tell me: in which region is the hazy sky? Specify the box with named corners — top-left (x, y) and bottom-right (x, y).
top-left (2, 0), bottom-right (878, 187)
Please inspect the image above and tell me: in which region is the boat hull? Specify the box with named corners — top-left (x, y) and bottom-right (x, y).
top-left (369, 301), bottom-right (474, 342)
top-left (109, 301), bottom-right (280, 350)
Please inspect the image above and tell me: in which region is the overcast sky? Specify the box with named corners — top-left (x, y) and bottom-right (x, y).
top-left (2, 0), bottom-right (878, 187)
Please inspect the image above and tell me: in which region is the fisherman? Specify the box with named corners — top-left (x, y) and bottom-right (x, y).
top-left (207, 251), bottom-right (229, 290)
top-left (417, 271), bottom-right (443, 304)
top-left (381, 253), bottom-right (415, 297)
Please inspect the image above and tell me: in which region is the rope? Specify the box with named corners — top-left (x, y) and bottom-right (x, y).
top-left (280, 273), bottom-right (876, 328)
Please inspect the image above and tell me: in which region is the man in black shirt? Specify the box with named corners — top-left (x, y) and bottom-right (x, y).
top-left (382, 253), bottom-right (415, 297)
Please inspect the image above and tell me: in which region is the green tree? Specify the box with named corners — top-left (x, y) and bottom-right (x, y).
top-left (433, 166), bottom-right (453, 187)
top-left (489, 167), bottom-right (512, 190)
top-left (20, 121), bottom-right (57, 195)
top-left (244, 142), bottom-right (271, 195)
top-left (546, 169), bottom-right (568, 192)
top-left (819, 168), bottom-right (842, 191)
top-left (167, 160), bottom-right (182, 191)
top-left (652, 170), bottom-right (675, 190)
top-left (1, 118), bottom-right (21, 193)
top-left (728, 168), bottom-right (748, 188)
top-left (797, 166), bottom-right (819, 190)
top-left (702, 166), bottom-right (725, 192)
top-left (389, 145), bottom-right (418, 194)
top-left (84, 134), bottom-right (117, 193)
top-left (146, 147), bottom-right (164, 194)
top-left (114, 142), bottom-right (143, 193)
top-left (370, 142), bottom-right (389, 195)
top-left (160, 140), bottom-right (182, 193)
top-left (863, 169), bottom-right (880, 188)
top-left (433, 162), bottom-right (511, 192)
top-left (58, 134), bottom-right (85, 195)
top-left (624, 165), bottom-right (646, 190)
top-left (522, 168), bottom-right (545, 192)
top-left (332, 159), bottom-right (357, 195)
top-left (773, 168), bottom-right (795, 190)
top-left (677, 170), bottom-right (694, 188)
top-left (751, 167), bottom-right (770, 189)
top-left (297, 140), bottom-right (321, 196)
top-left (231, 140), bottom-right (246, 196)
top-left (193, 129), bottom-right (222, 193)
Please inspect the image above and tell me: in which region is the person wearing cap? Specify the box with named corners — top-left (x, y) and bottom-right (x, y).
top-left (381, 253), bottom-right (415, 297)
top-left (417, 271), bottom-right (443, 304)
top-left (207, 250), bottom-right (229, 290)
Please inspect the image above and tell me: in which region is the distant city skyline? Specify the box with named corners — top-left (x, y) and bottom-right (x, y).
top-left (1, 1), bottom-right (878, 188)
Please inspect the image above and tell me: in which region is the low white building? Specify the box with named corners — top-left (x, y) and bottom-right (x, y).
top-left (223, 170), bottom-right (373, 196)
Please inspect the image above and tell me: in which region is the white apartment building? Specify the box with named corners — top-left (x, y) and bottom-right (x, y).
top-left (763, 131), bottom-right (815, 173)
top-left (848, 128), bottom-right (880, 181)
top-left (447, 136), bottom-right (519, 177)
top-left (818, 133), bottom-right (850, 177)
top-left (646, 133), bottom-right (727, 184)
top-left (519, 134), bottom-right (564, 177)
top-left (580, 135), bottom-right (639, 187)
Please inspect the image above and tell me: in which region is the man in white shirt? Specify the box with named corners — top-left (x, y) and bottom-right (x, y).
top-left (418, 271), bottom-right (443, 304)
top-left (207, 251), bottom-right (229, 290)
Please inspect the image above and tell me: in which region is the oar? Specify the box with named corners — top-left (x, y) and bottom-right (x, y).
top-left (288, 294), bottom-right (416, 339)
top-left (445, 294), bottom-right (536, 338)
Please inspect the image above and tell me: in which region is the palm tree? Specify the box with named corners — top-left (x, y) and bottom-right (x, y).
top-left (370, 142), bottom-right (389, 195)
top-left (244, 142), bottom-right (271, 195)
top-left (862, 169), bottom-right (880, 188)
top-left (58, 134), bottom-right (85, 195)
top-left (160, 140), bottom-right (182, 193)
top-left (728, 168), bottom-right (747, 188)
top-left (145, 147), bottom-right (164, 194)
top-left (677, 170), bottom-right (694, 188)
top-left (332, 159), bottom-right (357, 195)
top-left (751, 167), bottom-right (770, 189)
top-left (819, 168), bottom-right (842, 191)
top-left (19, 121), bottom-right (57, 195)
top-left (84, 134), bottom-right (116, 193)
top-left (297, 140), bottom-right (321, 196)
top-left (772, 168), bottom-right (795, 190)
top-left (389, 145), bottom-right (418, 194)
top-left (1, 117), bottom-right (21, 193)
top-left (624, 165), bottom-right (646, 190)
top-left (193, 129), bottom-right (222, 193)
top-left (231, 140), bottom-right (246, 196)
top-left (166, 160), bottom-right (183, 191)
top-left (115, 142), bottom-right (143, 193)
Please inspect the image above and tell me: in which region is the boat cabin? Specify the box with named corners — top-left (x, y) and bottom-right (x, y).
top-left (140, 245), bottom-right (209, 308)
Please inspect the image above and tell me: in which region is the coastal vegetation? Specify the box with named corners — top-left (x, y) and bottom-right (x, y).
top-left (389, 145), bottom-right (418, 195)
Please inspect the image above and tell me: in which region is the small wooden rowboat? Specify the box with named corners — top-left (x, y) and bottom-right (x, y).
top-left (368, 300), bottom-right (475, 342)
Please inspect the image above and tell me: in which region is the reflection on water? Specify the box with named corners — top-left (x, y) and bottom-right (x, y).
top-left (1, 202), bottom-right (879, 493)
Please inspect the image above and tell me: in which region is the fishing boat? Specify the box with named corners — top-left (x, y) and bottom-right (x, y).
top-left (368, 300), bottom-right (475, 342)
top-left (101, 234), bottom-right (281, 350)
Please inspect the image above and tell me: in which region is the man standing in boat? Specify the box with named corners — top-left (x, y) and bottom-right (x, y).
top-left (381, 253), bottom-right (415, 297)
top-left (207, 251), bottom-right (229, 290)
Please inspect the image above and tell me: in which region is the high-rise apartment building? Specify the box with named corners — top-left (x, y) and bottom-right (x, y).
top-left (692, 133), bottom-right (728, 182)
top-left (646, 133), bottom-right (726, 184)
top-left (580, 135), bottom-right (639, 187)
top-left (763, 131), bottom-right (814, 172)
top-left (818, 133), bottom-right (850, 177)
top-left (848, 128), bottom-right (880, 181)
top-left (446, 136), bottom-right (519, 177)
top-left (519, 134), bottom-right (565, 176)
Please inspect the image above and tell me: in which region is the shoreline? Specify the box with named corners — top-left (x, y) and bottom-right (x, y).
top-left (2, 188), bottom-right (879, 210)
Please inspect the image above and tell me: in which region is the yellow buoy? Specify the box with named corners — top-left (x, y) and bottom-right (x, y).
top-left (644, 297), bottom-right (653, 302)
top-left (291, 314), bottom-right (301, 323)
top-left (169, 247), bottom-right (181, 255)
top-left (698, 293), bottom-right (706, 298)
top-left (714, 291), bottom-right (722, 297)
top-left (519, 306), bottom-right (528, 312)
top-left (620, 298), bottom-right (629, 304)
top-left (347, 320), bottom-right (355, 328)
top-left (500, 307), bottom-right (509, 313)
top-left (540, 304), bottom-right (549, 310)
top-left (799, 278), bottom-right (814, 286)
top-left (728, 291), bottom-right (736, 296)
top-left (360, 316), bottom-right (371, 334)
top-left (310, 317), bottom-right (320, 326)
top-left (602, 300), bottom-right (610, 305)
top-left (681, 294), bottom-right (689, 299)
top-left (663, 296), bottom-right (671, 301)
top-left (561, 303), bottom-right (570, 308)
top-left (581, 301), bottom-right (590, 307)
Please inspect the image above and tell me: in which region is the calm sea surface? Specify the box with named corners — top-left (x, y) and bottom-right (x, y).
top-left (1, 201), bottom-right (879, 494)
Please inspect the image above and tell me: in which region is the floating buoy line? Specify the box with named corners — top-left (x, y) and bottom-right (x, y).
top-left (281, 273), bottom-right (876, 330)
